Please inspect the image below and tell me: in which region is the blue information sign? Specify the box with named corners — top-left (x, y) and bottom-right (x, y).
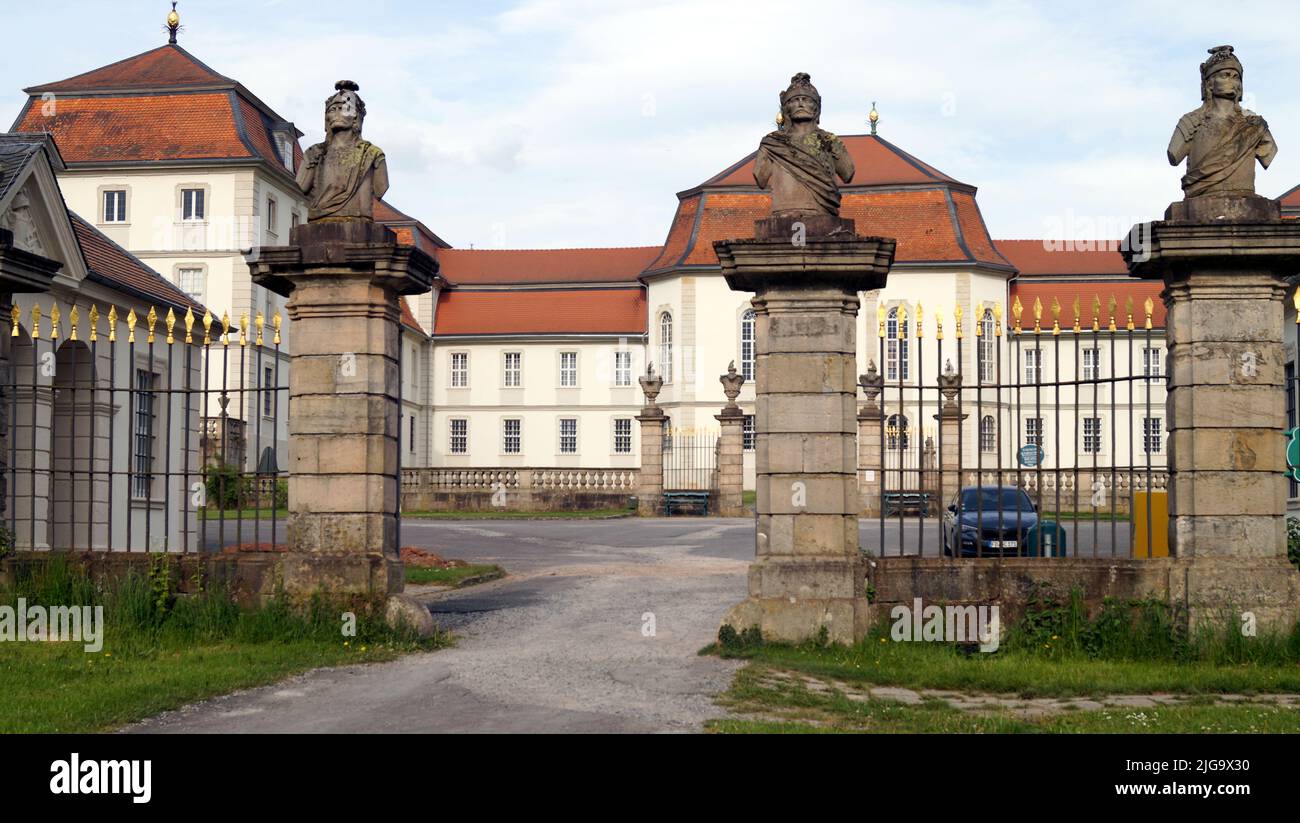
top-left (1018, 444), bottom-right (1044, 467)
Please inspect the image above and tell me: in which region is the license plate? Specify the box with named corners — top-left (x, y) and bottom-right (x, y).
top-left (988, 540), bottom-right (1017, 549)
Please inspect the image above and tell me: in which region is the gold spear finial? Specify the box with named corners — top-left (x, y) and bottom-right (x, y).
top-left (272, 311), bottom-right (282, 345)
top-left (221, 311), bottom-right (231, 346)
top-left (1051, 297), bottom-right (1061, 336)
top-left (897, 304), bottom-right (908, 337)
top-left (126, 308), bottom-right (138, 344)
top-left (916, 302), bottom-right (924, 338)
top-left (184, 306), bottom-right (195, 344)
top-left (954, 303), bottom-right (964, 339)
top-left (1108, 295), bottom-right (1118, 332)
top-left (69, 305), bottom-right (79, 341)
top-left (202, 309), bottom-right (213, 345)
top-left (89, 304), bottom-right (100, 342)
top-left (165, 307), bottom-right (176, 344)
top-left (30, 305), bottom-right (41, 339)
top-left (1072, 296), bottom-right (1081, 334)
top-left (239, 312), bottom-right (249, 347)
top-left (1032, 296), bottom-right (1043, 334)
top-left (1012, 295), bottom-right (1023, 335)
top-left (1092, 295), bottom-right (1101, 333)
top-left (1144, 297), bottom-right (1155, 330)
top-left (255, 311), bottom-right (265, 346)
top-left (49, 304), bottom-right (60, 340)
top-left (877, 303), bottom-right (886, 338)
top-left (108, 306), bottom-right (118, 342)
top-left (993, 302), bottom-right (1003, 337)
top-left (146, 306), bottom-right (157, 344)
top-left (935, 309), bottom-right (944, 341)
top-left (10, 304), bottom-right (19, 337)
top-left (974, 301), bottom-right (984, 337)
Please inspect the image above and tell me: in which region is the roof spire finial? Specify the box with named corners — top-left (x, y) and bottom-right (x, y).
top-left (167, 2), bottom-right (181, 45)
top-left (868, 101), bottom-right (879, 136)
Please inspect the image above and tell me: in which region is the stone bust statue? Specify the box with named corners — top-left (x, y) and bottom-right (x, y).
top-left (753, 73), bottom-right (854, 218)
top-left (1167, 46), bottom-right (1276, 199)
top-left (298, 81), bottom-right (389, 221)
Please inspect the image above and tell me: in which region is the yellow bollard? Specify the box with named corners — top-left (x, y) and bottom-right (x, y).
top-left (1133, 491), bottom-right (1169, 558)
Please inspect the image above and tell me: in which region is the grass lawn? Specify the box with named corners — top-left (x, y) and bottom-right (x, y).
top-left (405, 564), bottom-right (503, 587)
top-left (403, 508), bottom-right (633, 520)
top-left (0, 559), bottom-right (448, 733)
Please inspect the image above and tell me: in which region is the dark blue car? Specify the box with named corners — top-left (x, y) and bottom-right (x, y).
top-left (942, 486), bottom-right (1040, 558)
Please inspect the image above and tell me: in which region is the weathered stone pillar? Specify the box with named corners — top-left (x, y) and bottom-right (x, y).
top-left (248, 221), bottom-right (437, 597)
top-left (636, 367), bottom-right (665, 517)
top-left (715, 214), bottom-right (894, 644)
top-left (856, 361), bottom-right (883, 516)
top-left (934, 361), bottom-right (967, 512)
top-left (715, 362), bottom-right (746, 517)
top-left (1127, 195), bottom-right (1300, 626)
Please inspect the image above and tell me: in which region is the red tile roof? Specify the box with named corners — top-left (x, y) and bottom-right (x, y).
top-left (399, 297), bottom-right (425, 335)
top-left (698, 134), bottom-right (963, 189)
top-left (70, 212), bottom-right (203, 313)
top-left (1009, 281), bottom-right (1165, 331)
top-left (14, 44), bottom-right (301, 173)
top-left (1280, 183), bottom-right (1300, 211)
top-left (376, 198), bottom-right (450, 254)
top-left (436, 247), bottom-right (659, 286)
top-left (996, 239), bottom-right (1129, 276)
top-left (434, 288), bottom-right (647, 336)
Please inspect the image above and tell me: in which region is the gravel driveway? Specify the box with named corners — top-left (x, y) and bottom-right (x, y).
top-left (130, 518), bottom-right (753, 733)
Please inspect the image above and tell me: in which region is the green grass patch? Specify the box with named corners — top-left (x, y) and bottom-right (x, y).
top-left (742, 491), bottom-right (756, 508)
top-left (403, 508), bottom-right (632, 520)
top-left (199, 507), bottom-right (289, 521)
top-left (0, 556), bottom-right (448, 733)
top-left (405, 564), bottom-right (502, 587)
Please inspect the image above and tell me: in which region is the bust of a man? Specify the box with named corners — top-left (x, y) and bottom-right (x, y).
top-left (1167, 46), bottom-right (1276, 199)
top-left (298, 80), bottom-right (389, 221)
top-left (753, 73), bottom-right (854, 218)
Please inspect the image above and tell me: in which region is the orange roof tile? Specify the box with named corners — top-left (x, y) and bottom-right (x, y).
top-left (996, 240), bottom-right (1129, 276)
top-left (1010, 281), bottom-right (1165, 331)
top-left (435, 288), bottom-right (647, 336)
top-left (375, 197), bottom-right (450, 253)
top-left (699, 134), bottom-right (963, 189)
top-left (399, 297), bottom-right (425, 335)
top-left (437, 247), bottom-right (658, 286)
top-left (26, 45), bottom-right (229, 93)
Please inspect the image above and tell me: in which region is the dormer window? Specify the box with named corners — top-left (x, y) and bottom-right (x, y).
top-left (273, 128), bottom-right (296, 171)
top-left (181, 188), bottom-right (205, 221)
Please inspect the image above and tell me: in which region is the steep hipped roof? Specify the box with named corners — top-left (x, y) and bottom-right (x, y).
top-left (644, 134), bottom-right (1010, 273)
top-left (398, 297), bottom-right (425, 335)
top-left (12, 44), bottom-right (302, 175)
top-left (375, 198), bottom-right (451, 255)
top-left (436, 247), bottom-right (659, 286)
top-left (70, 212), bottom-right (203, 313)
top-left (995, 240), bottom-right (1129, 277)
top-left (434, 288), bottom-right (647, 336)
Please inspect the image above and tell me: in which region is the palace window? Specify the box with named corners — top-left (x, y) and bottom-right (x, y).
top-left (409, 414), bottom-right (416, 453)
top-left (560, 352), bottom-right (578, 388)
top-left (980, 415), bottom-right (996, 453)
top-left (178, 267), bottom-right (204, 302)
top-left (450, 352), bottom-right (469, 388)
top-left (978, 308), bottom-right (996, 382)
top-left (181, 188), bottom-right (205, 221)
top-left (659, 312), bottom-right (673, 383)
top-left (132, 369), bottom-right (158, 499)
top-left (1083, 347), bottom-right (1102, 381)
top-left (886, 413), bottom-right (910, 450)
top-left (103, 190), bottom-right (127, 223)
top-left (265, 196), bottom-right (278, 236)
top-left (740, 310), bottom-right (756, 381)
top-left (1143, 347), bottom-right (1162, 382)
top-left (449, 419), bottom-right (468, 454)
top-left (614, 350), bottom-right (632, 387)
top-left (503, 352), bottom-right (522, 387)
top-left (886, 308), bottom-right (909, 381)
top-left (1024, 348), bottom-right (1042, 384)
top-left (559, 418), bottom-right (578, 454)
top-left (1143, 417), bottom-right (1162, 455)
top-left (743, 415), bottom-right (756, 451)
top-left (503, 418), bottom-right (522, 454)
top-left (262, 364), bottom-right (274, 417)
top-left (1082, 417), bottom-right (1103, 454)
top-left (1025, 417), bottom-right (1044, 447)
top-left (613, 418), bottom-right (633, 454)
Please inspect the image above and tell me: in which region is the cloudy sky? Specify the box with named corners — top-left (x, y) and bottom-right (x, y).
top-left (6, 0), bottom-right (1300, 249)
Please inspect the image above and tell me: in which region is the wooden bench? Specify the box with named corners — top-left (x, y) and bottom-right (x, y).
top-left (882, 491), bottom-right (934, 518)
top-left (663, 491), bottom-right (711, 516)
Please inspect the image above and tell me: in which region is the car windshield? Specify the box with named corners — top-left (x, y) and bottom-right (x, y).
top-left (958, 489), bottom-right (1034, 512)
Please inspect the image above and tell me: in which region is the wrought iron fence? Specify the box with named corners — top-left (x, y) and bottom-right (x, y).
top-left (663, 427), bottom-right (718, 491)
top-left (862, 293), bottom-right (1168, 559)
top-left (3, 302), bottom-right (290, 554)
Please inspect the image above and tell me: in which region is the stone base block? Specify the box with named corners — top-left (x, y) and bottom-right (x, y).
top-left (280, 551), bottom-right (403, 599)
top-left (637, 495), bottom-right (662, 517)
top-left (721, 556), bottom-right (870, 644)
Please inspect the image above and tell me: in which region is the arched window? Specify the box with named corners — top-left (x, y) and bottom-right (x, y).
top-left (659, 311), bottom-right (673, 384)
top-left (740, 309), bottom-right (756, 381)
top-left (886, 413), bottom-right (910, 451)
top-left (980, 415), bottom-right (997, 453)
top-left (886, 307), bottom-right (909, 381)
top-left (979, 308), bottom-right (996, 382)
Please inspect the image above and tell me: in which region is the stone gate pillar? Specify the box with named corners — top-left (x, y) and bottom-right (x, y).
top-left (857, 361), bottom-right (883, 516)
top-left (716, 214), bottom-right (894, 644)
top-left (636, 367), bottom-right (665, 517)
top-left (248, 221), bottom-right (437, 597)
top-left (934, 361), bottom-right (967, 512)
top-left (715, 362), bottom-right (746, 517)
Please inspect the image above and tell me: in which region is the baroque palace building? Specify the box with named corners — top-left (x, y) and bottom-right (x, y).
top-left (30, 23), bottom-right (1300, 513)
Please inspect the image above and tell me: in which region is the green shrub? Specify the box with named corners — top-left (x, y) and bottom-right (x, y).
top-left (203, 462), bottom-right (249, 510)
top-left (1288, 516), bottom-right (1300, 569)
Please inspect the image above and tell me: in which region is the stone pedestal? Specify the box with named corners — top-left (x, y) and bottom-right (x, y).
top-left (857, 408), bottom-right (883, 516)
top-left (714, 216), bottom-right (895, 644)
top-left (715, 409), bottom-right (745, 517)
top-left (635, 410), bottom-right (665, 516)
top-left (935, 409), bottom-right (967, 512)
top-left (247, 221), bottom-right (437, 598)
top-left (1126, 205), bottom-right (1300, 627)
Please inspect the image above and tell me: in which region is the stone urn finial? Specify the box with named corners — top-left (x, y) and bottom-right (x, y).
top-left (639, 363), bottom-right (663, 409)
top-left (858, 359), bottom-right (884, 412)
top-left (720, 360), bottom-right (745, 409)
top-left (938, 359), bottom-right (962, 414)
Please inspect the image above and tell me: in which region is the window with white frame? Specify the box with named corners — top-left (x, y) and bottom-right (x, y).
top-left (740, 309), bottom-right (756, 381)
top-left (560, 351), bottom-right (578, 388)
top-left (1082, 347), bottom-right (1102, 381)
top-left (178, 267), bottom-right (204, 301)
top-left (980, 415), bottom-right (996, 453)
top-left (503, 418), bottom-right (522, 454)
top-left (1143, 347), bottom-right (1162, 382)
top-left (1143, 417), bottom-right (1162, 454)
top-left (1082, 417), bottom-right (1103, 454)
top-left (132, 369), bottom-right (157, 499)
top-left (262, 364), bottom-right (274, 417)
top-left (503, 352), bottom-right (522, 387)
top-left (613, 418), bottom-right (633, 454)
top-left (886, 308), bottom-right (910, 381)
top-left (409, 415), bottom-right (416, 452)
top-left (886, 413), bottom-right (910, 450)
top-left (103, 190), bottom-right (127, 223)
top-left (181, 188), bottom-right (205, 221)
top-left (449, 418), bottom-right (468, 454)
top-left (450, 352), bottom-right (469, 388)
top-left (743, 415), bottom-right (756, 451)
top-left (558, 418), bottom-right (578, 454)
top-left (978, 308), bottom-right (996, 382)
top-left (659, 312), bottom-right (673, 383)
top-left (614, 350), bottom-right (632, 387)
top-left (1024, 348), bottom-right (1042, 384)
top-left (1025, 417), bottom-right (1044, 447)
top-left (265, 196), bottom-right (278, 235)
